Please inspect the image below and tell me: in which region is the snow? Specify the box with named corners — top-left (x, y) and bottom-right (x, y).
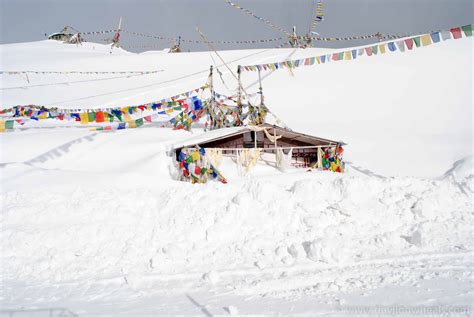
top-left (0, 37), bottom-right (473, 315)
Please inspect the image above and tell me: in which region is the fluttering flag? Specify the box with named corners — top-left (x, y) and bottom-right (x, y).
top-left (413, 36), bottom-right (421, 47)
top-left (88, 112), bottom-right (96, 122)
top-left (5, 120), bottom-right (14, 129)
top-left (372, 45), bottom-right (378, 55)
top-left (395, 40), bottom-right (405, 52)
top-left (461, 24), bottom-right (472, 37)
top-left (378, 43), bottom-right (386, 54)
top-left (420, 34), bottom-right (432, 46)
top-left (135, 118), bottom-right (144, 127)
top-left (344, 51), bottom-right (352, 60)
top-left (441, 30), bottom-right (451, 41)
top-left (118, 122), bottom-right (126, 130)
top-left (405, 38), bottom-right (414, 50)
top-left (95, 111), bottom-right (105, 123)
top-left (0, 120), bottom-right (5, 132)
top-left (332, 53), bottom-right (339, 61)
top-left (365, 47), bottom-right (373, 56)
top-left (351, 49), bottom-right (357, 59)
top-left (430, 32), bottom-right (441, 43)
top-left (387, 42), bottom-right (397, 52)
top-left (357, 48), bottom-right (365, 56)
top-left (450, 27), bottom-right (462, 39)
top-left (80, 113), bottom-right (89, 124)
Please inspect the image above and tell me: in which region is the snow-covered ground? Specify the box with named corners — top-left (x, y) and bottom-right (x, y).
top-left (0, 38), bottom-right (473, 315)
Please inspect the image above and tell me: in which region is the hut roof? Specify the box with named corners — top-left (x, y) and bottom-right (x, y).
top-left (172, 124), bottom-right (345, 150)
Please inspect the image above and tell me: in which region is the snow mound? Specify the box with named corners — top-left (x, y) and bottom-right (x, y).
top-left (1, 172), bottom-right (472, 285)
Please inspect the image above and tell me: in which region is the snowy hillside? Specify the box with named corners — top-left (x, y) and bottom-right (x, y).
top-left (1, 36), bottom-right (473, 315)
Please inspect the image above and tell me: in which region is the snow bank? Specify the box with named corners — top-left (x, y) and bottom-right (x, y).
top-left (1, 168), bottom-right (472, 285)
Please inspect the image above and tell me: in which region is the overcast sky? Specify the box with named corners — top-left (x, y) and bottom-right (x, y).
top-left (0, 0), bottom-right (472, 52)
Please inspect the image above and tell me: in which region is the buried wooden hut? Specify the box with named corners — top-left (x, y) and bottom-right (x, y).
top-left (172, 124), bottom-right (346, 183)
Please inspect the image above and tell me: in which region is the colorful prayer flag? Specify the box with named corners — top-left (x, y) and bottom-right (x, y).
top-left (461, 24), bottom-right (472, 37)
top-left (387, 42), bottom-right (397, 52)
top-left (378, 43), bottom-right (386, 54)
top-left (430, 32), bottom-right (441, 43)
top-left (80, 113), bottom-right (89, 124)
top-left (450, 27), bottom-right (462, 39)
top-left (420, 34), bottom-right (432, 46)
top-left (396, 40), bottom-right (406, 52)
top-left (413, 36), bottom-right (421, 47)
top-left (405, 38), bottom-right (414, 50)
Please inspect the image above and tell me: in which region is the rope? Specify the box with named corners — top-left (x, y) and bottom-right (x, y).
top-left (0, 72), bottom-right (164, 91)
top-left (1, 70), bottom-right (163, 75)
top-left (224, 0), bottom-right (291, 36)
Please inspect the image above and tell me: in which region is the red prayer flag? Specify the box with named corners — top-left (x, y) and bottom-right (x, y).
top-left (95, 111), bottom-right (105, 123)
top-left (144, 116), bottom-right (152, 122)
top-left (332, 53), bottom-right (339, 61)
top-left (364, 47), bottom-right (373, 56)
top-left (404, 38), bottom-right (414, 50)
top-left (450, 27), bottom-right (462, 39)
top-left (104, 126), bottom-right (112, 130)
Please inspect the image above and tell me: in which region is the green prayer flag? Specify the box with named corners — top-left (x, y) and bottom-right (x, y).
top-left (413, 36), bottom-right (421, 47)
top-left (462, 24), bottom-right (472, 37)
top-left (372, 45), bottom-right (378, 55)
top-left (338, 52), bottom-right (344, 59)
top-left (135, 118), bottom-right (144, 127)
top-left (200, 167), bottom-right (207, 175)
top-left (186, 156), bottom-right (193, 164)
top-left (88, 112), bottom-right (96, 122)
top-left (5, 120), bottom-right (14, 129)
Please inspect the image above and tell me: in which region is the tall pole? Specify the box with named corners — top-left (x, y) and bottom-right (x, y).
top-left (258, 68), bottom-right (263, 106)
top-left (209, 65), bottom-right (214, 95)
top-left (237, 65), bottom-right (242, 111)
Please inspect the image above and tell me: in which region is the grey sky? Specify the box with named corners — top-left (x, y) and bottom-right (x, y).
top-left (1, 0), bottom-right (472, 52)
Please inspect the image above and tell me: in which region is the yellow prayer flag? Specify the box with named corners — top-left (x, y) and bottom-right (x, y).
top-left (165, 108), bottom-right (174, 114)
top-left (39, 112), bottom-right (48, 119)
top-left (379, 44), bottom-right (386, 54)
top-left (123, 113), bottom-right (132, 122)
top-left (191, 151), bottom-right (200, 161)
top-left (421, 34), bottom-right (432, 46)
top-left (344, 51), bottom-right (352, 60)
top-left (316, 56), bottom-right (321, 64)
top-left (80, 113), bottom-right (89, 125)
top-left (0, 120), bottom-right (5, 132)
top-left (127, 120), bottom-right (137, 128)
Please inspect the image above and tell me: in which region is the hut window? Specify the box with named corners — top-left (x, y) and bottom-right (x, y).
top-left (244, 131), bottom-right (264, 148)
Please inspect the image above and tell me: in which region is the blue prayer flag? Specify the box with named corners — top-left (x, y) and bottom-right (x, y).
top-left (430, 32), bottom-right (441, 43)
top-left (388, 42), bottom-right (397, 52)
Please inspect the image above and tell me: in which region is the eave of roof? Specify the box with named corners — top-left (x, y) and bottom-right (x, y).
top-left (172, 124), bottom-right (346, 150)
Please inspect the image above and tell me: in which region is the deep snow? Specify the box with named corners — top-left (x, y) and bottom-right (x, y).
top-left (0, 37), bottom-right (473, 315)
